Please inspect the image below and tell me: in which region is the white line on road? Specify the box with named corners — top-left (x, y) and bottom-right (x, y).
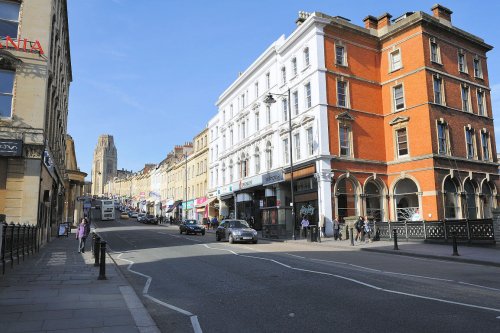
top-left (116, 252), bottom-right (203, 333)
top-left (203, 244), bottom-right (500, 316)
top-left (286, 253), bottom-right (306, 259)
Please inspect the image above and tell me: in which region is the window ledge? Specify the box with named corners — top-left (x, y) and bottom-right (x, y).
top-left (335, 63), bottom-right (348, 68)
top-left (431, 60), bottom-right (443, 66)
top-left (389, 67), bottom-right (402, 74)
top-left (301, 65), bottom-right (311, 72)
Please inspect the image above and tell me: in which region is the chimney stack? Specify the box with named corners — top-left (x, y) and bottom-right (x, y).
top-left (431, 4), bottom-right (452, 23)
top-left (363, 15), bottom-right (378, 29)
top-left (377, 13), bottom-right (392, 29)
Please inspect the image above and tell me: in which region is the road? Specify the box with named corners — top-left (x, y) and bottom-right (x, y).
top-left (92, 217), bottom-right (500, 333)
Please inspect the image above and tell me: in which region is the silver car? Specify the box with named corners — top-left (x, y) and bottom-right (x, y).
top-left (216, 219), bottom-right (258, 244)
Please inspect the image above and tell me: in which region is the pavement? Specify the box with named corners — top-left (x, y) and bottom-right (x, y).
top-left (0, 230), bottom-right (160, 333)
top-left (0, 224), bottom-right (499, 333)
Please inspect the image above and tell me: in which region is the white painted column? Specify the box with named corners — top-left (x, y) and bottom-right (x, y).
top-left (316, 159), bottom-right (333, 236)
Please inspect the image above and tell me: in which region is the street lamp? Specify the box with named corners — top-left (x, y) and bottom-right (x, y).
top-left (264, 89), bottom-right (296, 240)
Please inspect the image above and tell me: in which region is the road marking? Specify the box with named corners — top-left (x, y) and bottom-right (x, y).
top-left (286, 253), bottom-right (306, 259)
top-left (458, 281), bottom-right (500, 292)
top-left (116, 252), bottom-right (203, 332)
top-left (203, 244), bottom-right (500, 315)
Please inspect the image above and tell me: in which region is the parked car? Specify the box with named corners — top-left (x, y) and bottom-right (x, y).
top-left (216, 219), bottom-right (258, 244)
top-left (137, 213), bottom-right (146, 222)
top-left (179, 219), bottom-right (206, 235)
top-left (129, 211), bottom-right (138, 218)
top-left (120, 212), bottom-right (129, 219)
top-left (143, 214), bottom-right (158, 224)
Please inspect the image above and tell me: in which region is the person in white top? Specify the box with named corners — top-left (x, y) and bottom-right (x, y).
top-left (301, 216), bottom-right (310, 238)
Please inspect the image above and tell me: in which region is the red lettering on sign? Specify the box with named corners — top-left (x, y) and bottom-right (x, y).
top-left (5, 36), bottom-right (19, 50)
top-left (30, 40), bottom-right (44, 54)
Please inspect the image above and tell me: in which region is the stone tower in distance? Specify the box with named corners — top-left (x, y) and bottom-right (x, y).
top-left (91, 135), bottom-right (117, 196)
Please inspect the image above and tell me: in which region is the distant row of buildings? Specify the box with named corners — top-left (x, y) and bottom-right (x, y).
top-left (102, 4), bottom-right (498, 235)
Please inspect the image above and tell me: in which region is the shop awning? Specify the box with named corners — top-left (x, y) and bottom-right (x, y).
top-left (195, 197), bottom-right (216, 208)
top-left (166, 200), bottom-right (182, 213)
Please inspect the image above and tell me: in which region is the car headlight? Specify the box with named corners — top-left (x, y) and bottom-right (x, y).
top-left (232, 230), bottom-right (242, 236)
top-left (252, 230), bottom-right (258, 235)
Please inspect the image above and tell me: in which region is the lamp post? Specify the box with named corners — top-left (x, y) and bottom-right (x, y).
top-left (264, 89), bottom-right (296, 240)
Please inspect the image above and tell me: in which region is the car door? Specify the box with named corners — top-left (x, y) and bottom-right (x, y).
top-left (218, 222), bottom-right (227, 239)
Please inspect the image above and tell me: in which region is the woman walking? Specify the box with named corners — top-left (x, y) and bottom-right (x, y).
top-left (76, 218), bottom-right (89, 253)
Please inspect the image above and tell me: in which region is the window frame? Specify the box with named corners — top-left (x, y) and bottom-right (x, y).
top-left (395, 127), bottom-right (409, 158)
top-left (304, 82), bottom-right (312, 109)
top-left (0, 1), bottom-right (20, 38)
top-left (281, 66), bottom-right (286, 85)
top-left (429, 38), bottom-right (441, 64)
top-left (303, 47), bottom-right (310, 68)
top-left (392, 84), bottom-right (405, 112)
top-left (291, 57), bottom-right (298, 77)
top-left (265, 72), bottom-right (271, 90)
top-left (306, 127), bottom-right (314, 156)
top-left (436, 121), bottom-right (449, 155)
top-left (389, 48), bottom-right (402, 72)
top-left (465, 127), bottom-right (476, 160)
top-left (281, 98), bottom-right (288, 122)
top-left (335, 44), bottom-right (346, 66)
top-left (477, 89), bottom-right (486, 116)
top-left (473, 57), bottom-right (483, 79)
top-left (292, 90), bottom-right (299, 116)
top-left (433, 75), bottom-right (445, 105)
top-left (461, 84), bottom-right (471, 113)
top-left (339, 124), bottom-right (352, 157)
top-left (0, 68), bottom-right (15, 118)
top-left (458, 50), bottom-right (468, 74)
top-left (294, 133), bottom-right (301, 160)
top-left (283, 138), bottom-right (289, 164)
top-left (480, 130), bottom-right (491, 161)
top-left (336, 79), bottom-right (349, 108)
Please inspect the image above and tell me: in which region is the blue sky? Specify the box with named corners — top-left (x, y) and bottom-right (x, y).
top-left (67, 0), bottom-right (500, 178)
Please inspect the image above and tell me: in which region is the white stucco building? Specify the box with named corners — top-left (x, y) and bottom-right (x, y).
top-left (208, 12), bottom-right (334, 236)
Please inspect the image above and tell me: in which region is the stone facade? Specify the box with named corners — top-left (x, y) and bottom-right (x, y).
top-left (91, 134), bottom-right (117, 196)
top-left (0, 0), bottom-right (72, 244)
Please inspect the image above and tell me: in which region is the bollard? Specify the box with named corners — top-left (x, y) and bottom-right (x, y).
top-left (393, 228), bottom-right (399, 250)
top-left (98, 240), bottom-right (107, 280)
top-left (94, 236), bottom-right (101, 267)
top-left (452, 231), bottom-right (459, 256)
top-left (350, 227), bottom-right (354, 246)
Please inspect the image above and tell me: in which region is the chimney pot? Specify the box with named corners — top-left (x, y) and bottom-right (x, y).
top-left (431, 4), bottom-right (452, 22)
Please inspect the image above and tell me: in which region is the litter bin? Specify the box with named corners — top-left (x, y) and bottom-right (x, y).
top-left (309, 225), bottom-right (318, 242)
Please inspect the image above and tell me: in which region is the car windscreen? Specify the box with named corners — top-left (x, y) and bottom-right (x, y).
top-left (185, 220), bottom-right (198, 225)
top-left (228, 220), bottom-right (249, 228)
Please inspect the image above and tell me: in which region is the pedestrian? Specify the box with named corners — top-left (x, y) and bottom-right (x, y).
top-left (355, 216), bottom-right (364, 242)
top-left (301, 216), bottom-right (310, 238)
top-left (333, 218), bottom-right (340, 240)
top-left (318, 214), bottom-right (325, 238)
top-left (363, 216), bottom-right (372, 243)
top-left (76, 218), bottom-right (89, 253)
top-left (211, 216), bottom-right (218, 230)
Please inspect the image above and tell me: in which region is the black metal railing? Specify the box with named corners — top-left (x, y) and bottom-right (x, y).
top-left (374, 219), bottom-right (494, 243)
top-left (1, 222), bottom-right (40, 274)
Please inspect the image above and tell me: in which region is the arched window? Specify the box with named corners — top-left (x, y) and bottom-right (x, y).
top-left (266, 141), bottom-right (272, 170)
top-left (337, 177), bottom-right (357, 221)
top-left (464, 179), bottom-right (477, 219)
top-left (481, 182), bottom-right (493, 218)
top-left (393, 178), bottom-right (419, 221)
top-left (254, 147), bottom-right (260, 174)
top-left (365, 180), bottom-right (383, 221)
top-left (443, 178), bottom-right (459, 219)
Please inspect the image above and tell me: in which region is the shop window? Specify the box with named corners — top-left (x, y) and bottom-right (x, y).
top-left (481, 182), bottom-right (494, 219)
top-left (336, 177), bottom-right (357, 222)
top-left (393, 178), bottom-right (419, 221)
top-left (365, 180), bottom-right (384, 222)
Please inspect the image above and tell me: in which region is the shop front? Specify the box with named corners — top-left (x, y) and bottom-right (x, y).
top-left (260, 170), bottom-right (291, 237)
top-left (182, 200), bottom-right (194, 219)
top-left (194, 196), bottom-right (212, 222)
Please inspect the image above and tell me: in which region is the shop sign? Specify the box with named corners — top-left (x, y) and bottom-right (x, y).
top-left (0, 36), bottom-right (44, 54)
top-left (218, 184), bottom-right (235, 196)
top-left (239, 174), bottom-right (262, 190)
top-left (299, 203), bottom-right (315, 216)
top-left (263, 170), bottom-right (284, 186)
top-left (0, 139), bottom-right (22, 156)
top-left (195, 197), bottom-right (208, 206)
top-left (182, 200), bottom-right (194, 210)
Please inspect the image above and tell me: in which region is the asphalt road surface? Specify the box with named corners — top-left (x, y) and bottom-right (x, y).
top-left (92, 217), bottom-right (500, 333)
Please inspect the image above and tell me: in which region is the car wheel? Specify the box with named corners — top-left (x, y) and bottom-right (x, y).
top-left (229, 234), bottom-right (234, 244)
top-left (252, 240), bottom-right (258, 244)
top-left (216, 234), bottom-right (221, 241)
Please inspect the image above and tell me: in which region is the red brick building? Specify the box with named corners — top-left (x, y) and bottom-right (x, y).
top-left (326, 5), bottom-right (498, 222)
